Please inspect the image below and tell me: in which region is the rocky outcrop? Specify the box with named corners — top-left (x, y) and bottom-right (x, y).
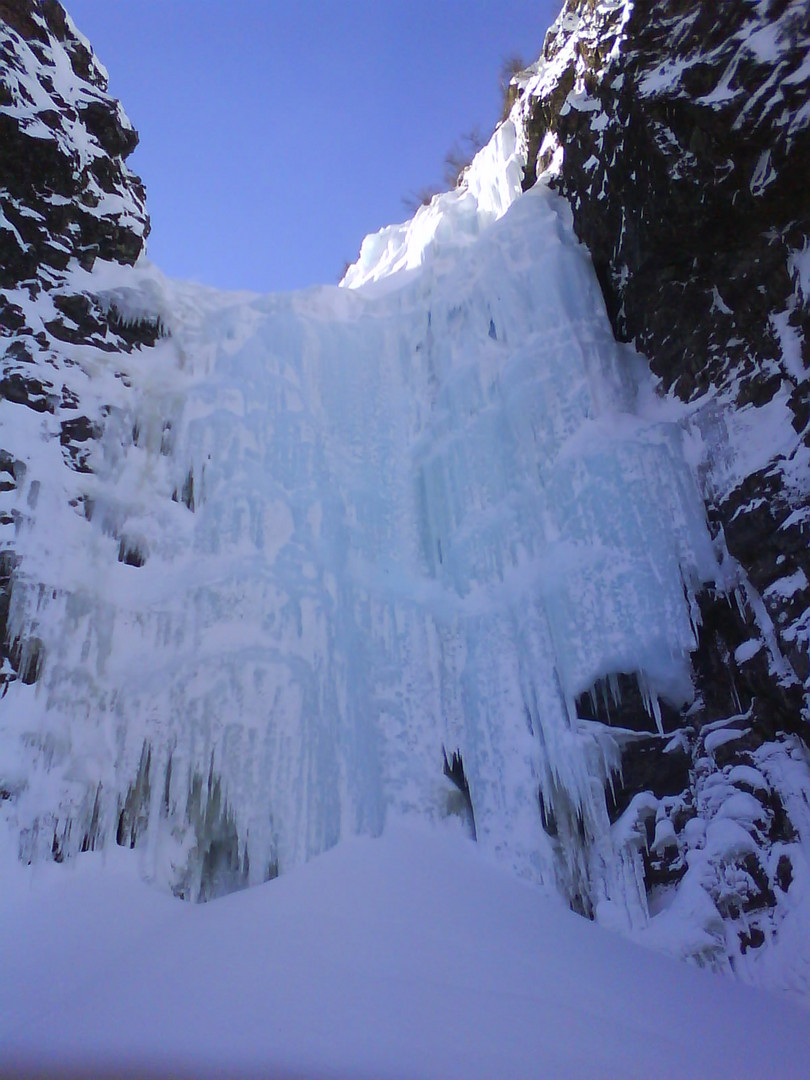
top-left (509, 0), bottom-right (810, 988)
top-left (522, 0), bottom-right (810, 691)
top-left (0, 0), bottom-right (148, 278)
top-left (0, 0), bottom-right (152, 690)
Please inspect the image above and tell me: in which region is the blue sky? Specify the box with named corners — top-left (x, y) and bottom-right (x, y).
top-left (68, 1), bottom-right (560, 293)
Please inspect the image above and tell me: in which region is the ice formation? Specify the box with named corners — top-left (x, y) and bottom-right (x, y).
top-left (1, 111), bottom-right (720, 924)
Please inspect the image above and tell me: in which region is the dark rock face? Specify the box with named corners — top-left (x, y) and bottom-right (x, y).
top-left (576, 672), bottom-right (682, 734)
top-left (0, 0), bottom-right (148, 285)
top-left (606, 735), bottom-right (691, 822)
top-left (511, 0), bottom-right (810, 978)
top-left (0, 0), bottom-right (151, 692)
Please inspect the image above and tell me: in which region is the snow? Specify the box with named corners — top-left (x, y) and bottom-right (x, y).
top-left (520, 0), bottom-right (631, 111)
top-left (695, 389), bottom-right (799, 505)
top-left (743, 20), bottom-right (783, 65)
top-left (705, 727), bottom-right (745, 755)
top-left (734, 638), bottom-right (763, 664)
top-left (771, 308), bottom-right (806, 383)
top-left (790, 240), bottom-right (810, 303)
top-left (704, 817), bottom-right (759, 860)
top-left (750, 149), bottom-right (777, 195)
top-left (1, 822), bottom-right (807, 1080)
top-left (340, 118), bottom-right (526, 291)
top-left (727, 764), bottom-right (768, 792)
top-left (637, 56), bottom-right (692, 97)
top-left (765, 568), bottom-right (809, 600)
top-left (715, 790), bottom-right (766, 826)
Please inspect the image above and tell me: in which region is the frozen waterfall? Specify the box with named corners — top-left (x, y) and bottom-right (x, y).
top-left (0, 171), bottom-right (719, 917)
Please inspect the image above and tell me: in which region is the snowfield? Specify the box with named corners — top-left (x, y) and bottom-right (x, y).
top-left (2, 821), bottom-right (808, 1080)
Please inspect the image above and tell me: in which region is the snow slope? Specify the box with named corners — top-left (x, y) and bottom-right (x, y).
top-left (2, 822), bottom-right (807, 1080)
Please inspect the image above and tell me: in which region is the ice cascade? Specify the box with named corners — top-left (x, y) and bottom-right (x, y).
top-left (1, 168), bottom-right (718, 915)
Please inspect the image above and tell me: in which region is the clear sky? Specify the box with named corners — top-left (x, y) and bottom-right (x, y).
top-left (67, 1), bottom-right (561, 294)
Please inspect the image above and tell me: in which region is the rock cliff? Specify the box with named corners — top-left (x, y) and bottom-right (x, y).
top-left (0, 0), bottom-right (154, 691)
